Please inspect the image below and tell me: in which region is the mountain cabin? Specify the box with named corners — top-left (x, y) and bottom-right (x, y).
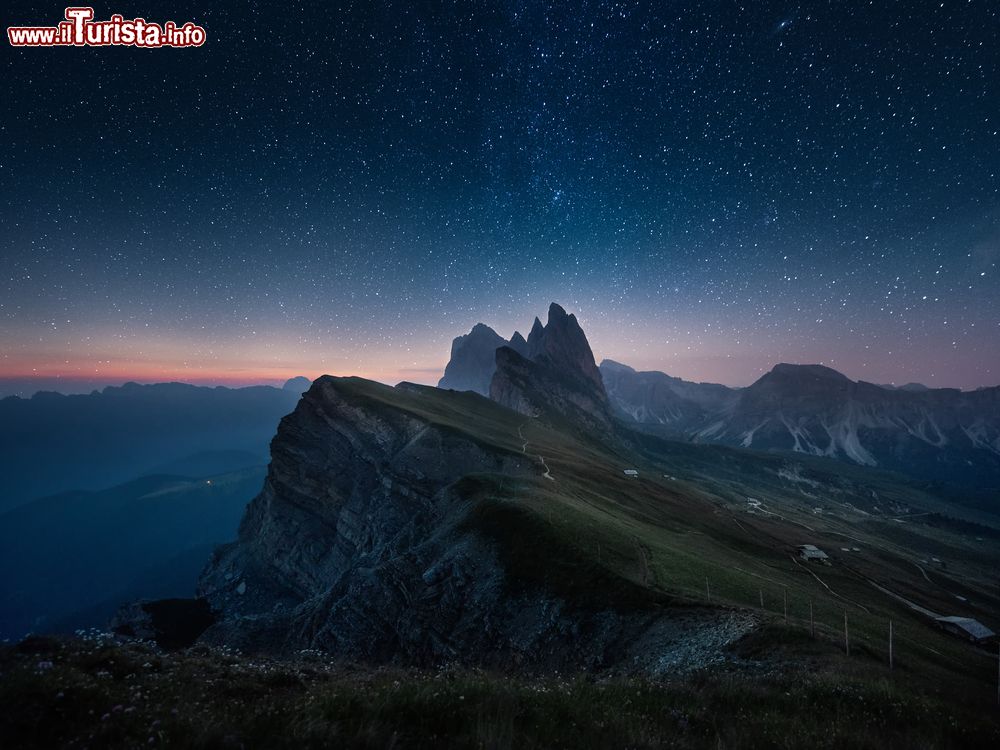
top-left (797, 544), bottom-right (830, 564)
top-left (934, 616), bottom-right (996, 645)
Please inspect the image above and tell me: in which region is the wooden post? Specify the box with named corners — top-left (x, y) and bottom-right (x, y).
top-left (889, 620), bottom-right (894, 672)
top-left (810, 599), bottom-right (815, 638)
top-left (705, 577), bottom-right (711, 603)
top-left (759, 588), bottom-right (764, 609)
top-left (844, 612), bottom-right (850, 657)
top-left (783, 587), bottom-right (788, 623)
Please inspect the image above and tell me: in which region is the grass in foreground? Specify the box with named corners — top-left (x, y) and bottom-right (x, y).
top-left (2, 633), bottom-right (998, 749)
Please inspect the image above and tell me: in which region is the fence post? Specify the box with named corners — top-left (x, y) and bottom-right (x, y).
top-left (844, 612), bottom-right (850, 657)
top-left (705, 577), bottom-right (711, 603)
top-left (759, 588), bottom-right (764, 609)
top-left (810, 599), bottom-right (814, 638)
top-left (783, 587), bottom-right (788, 623)
top-left (889, 620), bottom-right (894, 672)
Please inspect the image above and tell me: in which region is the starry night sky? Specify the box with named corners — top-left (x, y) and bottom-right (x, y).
top-left (2, 1), bottom-right (998, 396)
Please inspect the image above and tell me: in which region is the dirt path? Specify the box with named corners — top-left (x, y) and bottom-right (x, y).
top-left (789, 554), bottom-right (872, 613)
top-left (518, 421), bottom-right (555, 481)
top-left (538, 454), bottom-right (554, 481)
top-left (866, 579), bottom-right (941, 619)
top-left (636, 538), bottom-right (652, 586)
top-left (517, 423), bottom-right (529, 453)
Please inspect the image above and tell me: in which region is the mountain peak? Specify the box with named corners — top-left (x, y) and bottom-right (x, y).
top-left (528, 316), bottom-right (545, 342)
top-left (439, 304), bottom-right (606, 416)
top-left (283, 376), bottom-right (312, 393)
top-left (547, 302), bottom-right (569, 320)
top-left (526, 305), bottom-right (603, 390)
top-left (599, 359), bottom-right (636, 374)
top-left (767, 363), bottom-right (851, 383)
top-left (439, 324), bottom-right (510, 395)
top-left (509, 330), bottom-right (529, 356)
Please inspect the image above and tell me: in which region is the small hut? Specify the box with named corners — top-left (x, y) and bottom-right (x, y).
top-left (934, 616), bottom-right (996, 644)
top-left (797, 544), bottom-right (829, 563)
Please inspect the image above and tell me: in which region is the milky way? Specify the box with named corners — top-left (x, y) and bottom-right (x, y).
top-left (2, 1), bottom-right (998, 396)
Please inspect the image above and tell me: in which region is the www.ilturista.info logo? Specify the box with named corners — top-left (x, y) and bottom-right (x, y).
top-left (8, 7), bottom-right (206, 48)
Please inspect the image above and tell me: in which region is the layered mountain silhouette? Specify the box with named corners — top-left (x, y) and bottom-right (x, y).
top-left (440, 312), bottom-right (1000, 492)
top-left (438, 304), bottom-right (606, 399)
top-left (605, 362), bottom-right (1000, 491)
top-left (600, 359), bottom-right (739, 426)
top-left (0, 380), bottom-right (303, 512)
top-left (0, 467), bottom-right (264, 639)
top-left (0, 379), bottom-right (308, 636)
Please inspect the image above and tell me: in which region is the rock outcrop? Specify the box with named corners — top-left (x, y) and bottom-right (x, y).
top-left (438, 304), bottom-right (602, 399)
top-left (490, 346), bottom-right (615, 434)
top-left (489, 304), bottom-right (615, 433)
top-left (437, 324), bottom-right (510, 395)
top-left (525, 303), bottom-right (604, 391)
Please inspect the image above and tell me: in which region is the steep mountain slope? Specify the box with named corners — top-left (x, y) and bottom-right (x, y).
top-left (524, 303), bottom-right (604, 391)
top-left (0, 382), bottom-right (300, 511)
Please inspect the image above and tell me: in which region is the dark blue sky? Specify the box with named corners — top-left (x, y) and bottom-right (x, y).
top-left (2, 1), bottom-right (998, 394)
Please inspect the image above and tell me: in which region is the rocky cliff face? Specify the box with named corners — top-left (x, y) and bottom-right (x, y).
top-left (490, 347), bottom-right (615, 434)
top-left (437, 303), bottom-right (616, 435)
top-left (197, 376), bottom-right (751, 670)
top-left (488, 303), bottom-right (615, 433)
top-left (525, 303), bottom-right (604, 391)
top-left (437, 323), bottom-right (510, 395)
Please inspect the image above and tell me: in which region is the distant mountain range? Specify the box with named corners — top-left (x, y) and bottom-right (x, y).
top-left (0, 379), bottom-right (303, 512)
top-left (439, 314), bottom-right (1000, 492)
top-left (0, 378), bottom-right (312, 638)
